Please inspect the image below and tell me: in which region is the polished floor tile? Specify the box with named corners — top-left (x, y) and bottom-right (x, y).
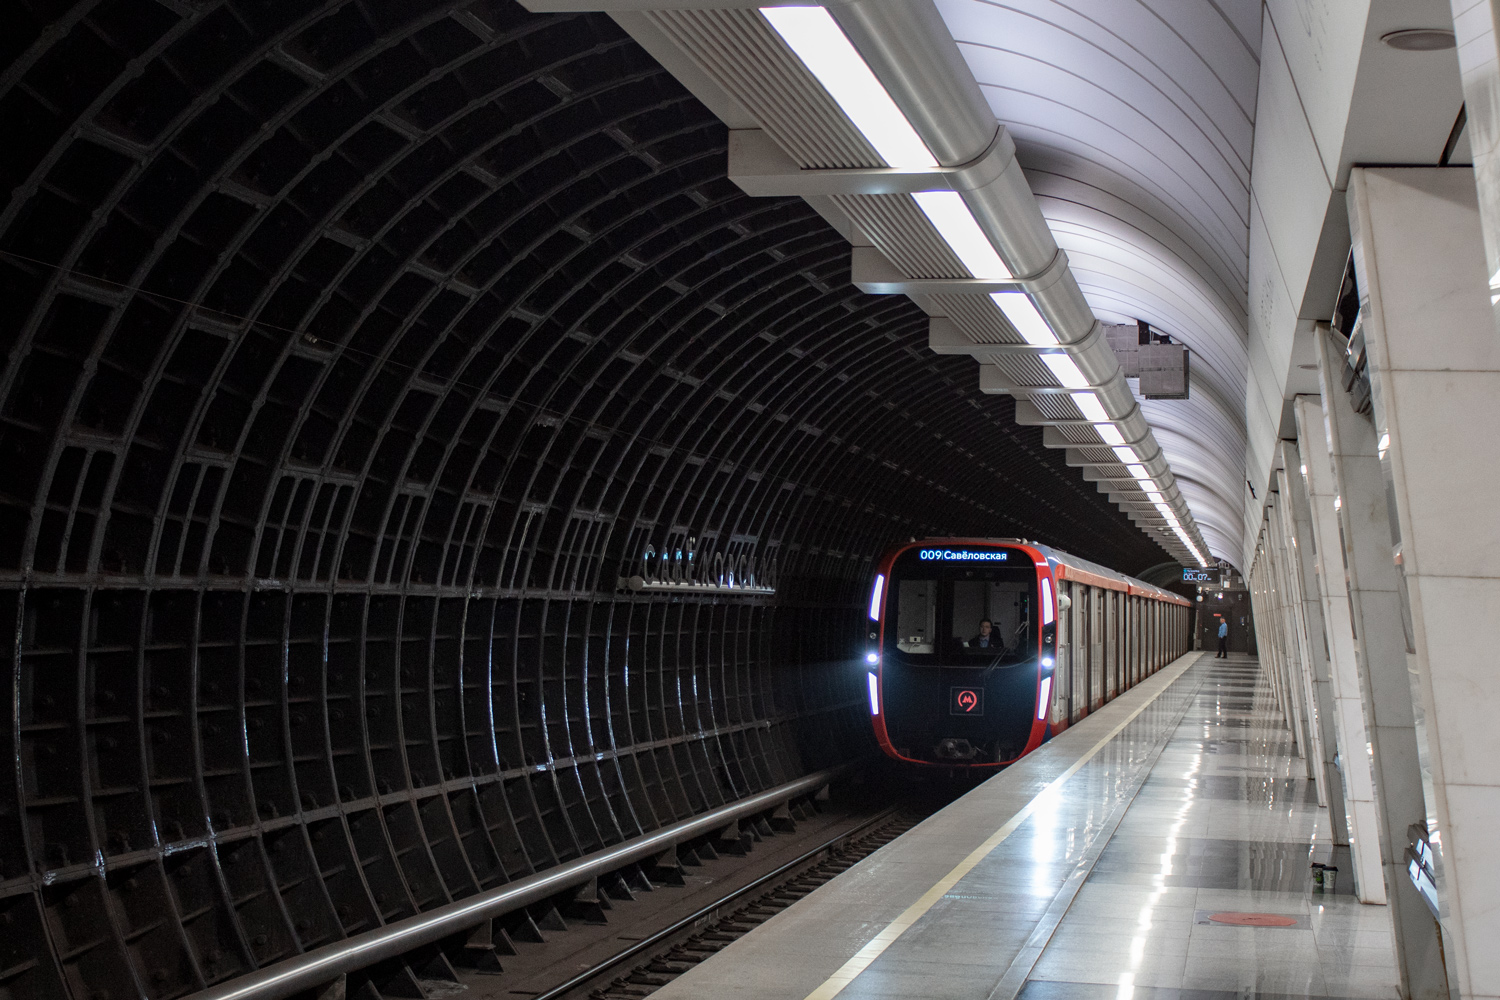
top-left (1023, 655), bottom-right (1399, 1000)
top-left (648, 655), bottom-right (1402, 1000)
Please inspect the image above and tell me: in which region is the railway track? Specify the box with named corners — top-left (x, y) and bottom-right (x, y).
top-left (448, 786), bottom-right (942, 1000)
top-left (565, 809), bottom-right (927, 1000)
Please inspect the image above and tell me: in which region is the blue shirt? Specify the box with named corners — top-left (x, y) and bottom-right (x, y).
top-left (1218, 622), bottom-right (1228, 638)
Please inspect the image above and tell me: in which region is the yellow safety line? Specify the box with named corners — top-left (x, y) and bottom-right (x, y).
top-left (801, 654), bottom-right (1201, 1000)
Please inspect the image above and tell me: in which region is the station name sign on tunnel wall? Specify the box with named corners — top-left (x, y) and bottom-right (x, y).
top-left (619, 533), bottom-right (778, 594)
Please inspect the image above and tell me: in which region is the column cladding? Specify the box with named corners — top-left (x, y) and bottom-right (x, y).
top-left (1348, 166), bottom-right (1500, 1000)
top-left (1314, 324), bottom-right (1450, 1000)
top-left (1294, 391), bottom-right (1386, 904)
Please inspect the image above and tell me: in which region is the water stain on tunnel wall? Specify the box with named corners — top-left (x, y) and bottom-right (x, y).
top-left (0, 0), bottom-right (1169, 996)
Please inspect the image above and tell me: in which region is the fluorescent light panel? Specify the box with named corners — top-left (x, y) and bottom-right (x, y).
top-left (1095, 424), bottom-right (1126, 446)
top-left (990, 291), bottom-right (1057, 346)
top-left (1041, 352), bottom-right (1089, 389)
top-left (760, 6), bottom-right (936, 169)
top-left (912, 191), bottom-right (1011, 278)
top-left (1071, 393), bottom-right (1109, 422)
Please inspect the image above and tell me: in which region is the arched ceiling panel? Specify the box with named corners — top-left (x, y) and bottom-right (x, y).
top-left (935, 0), bottom-right (1262, 560)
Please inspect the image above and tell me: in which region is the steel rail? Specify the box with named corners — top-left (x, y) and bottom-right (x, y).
top-left (191, 767), bottom-right (850, 1000)
top-left (531, 803), bottom-right (906, 1000)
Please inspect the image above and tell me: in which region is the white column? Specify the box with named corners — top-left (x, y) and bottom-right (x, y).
top-left (1266, 500), bottom-right (1316, 778)
top-left (1450, 0), bottom-right (1500, 316)
top-left (1315, 325), bottom-right (1449, 1000)
top-left (1295, 391), bottom-right (1387, 903)
top-left (1349, 166), bottom-right (1500, 1000)
top-left (1276, 450), bottom-right (1342, 812)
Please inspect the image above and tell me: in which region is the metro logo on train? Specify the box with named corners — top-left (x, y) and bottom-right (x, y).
top-left (865, 538), bottom-right (1191, 768)
top-left (950, 687), bottom-right (983, 715)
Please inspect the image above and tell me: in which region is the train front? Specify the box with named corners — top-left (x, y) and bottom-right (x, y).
top-left (864, 540), bottom-right (1056, 767)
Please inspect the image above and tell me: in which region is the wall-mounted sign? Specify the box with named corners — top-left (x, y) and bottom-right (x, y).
top-left (620, 533), bottom-right (777, 595)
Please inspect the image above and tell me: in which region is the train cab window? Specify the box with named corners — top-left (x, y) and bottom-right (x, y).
top-left (884, 548), bottom-right (1036, 666)
top-left (895, 579), bottom-right (936, 654)
top-left (951, 577), bottom-right (1031, 658)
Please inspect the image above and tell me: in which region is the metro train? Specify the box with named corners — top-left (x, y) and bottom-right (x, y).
top-left (864, 538), bottom-right (1192, 768)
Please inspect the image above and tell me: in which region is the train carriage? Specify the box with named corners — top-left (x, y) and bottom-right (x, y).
top-left (864, 539), bottom-right (1191, 768)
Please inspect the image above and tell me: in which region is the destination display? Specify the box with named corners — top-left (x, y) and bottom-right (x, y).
top-left (919, 549), bottom-right (1010, 561)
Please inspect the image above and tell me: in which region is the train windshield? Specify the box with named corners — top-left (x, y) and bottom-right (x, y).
top-left (886, 547), bottom-right (1035, 665)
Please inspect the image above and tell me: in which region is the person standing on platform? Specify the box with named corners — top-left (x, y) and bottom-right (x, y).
top-left (1216, 618), bottom-right (1229, 658)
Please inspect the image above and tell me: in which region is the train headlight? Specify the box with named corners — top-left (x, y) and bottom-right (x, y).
top-left (1041, 656), bottom-right (1053, 668)
top-left (865, 651), bottom-right (879, 665)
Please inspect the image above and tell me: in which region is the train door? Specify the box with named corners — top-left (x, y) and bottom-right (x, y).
top-left (1086, 590), bottom-right (1098, 716)
top-left (1109, 591), bottom-right (1120, 699)
top-left (1089, 588), bottom-right (1102, 711)
top-left (1056, 579), bottom-right (1071, 724)
top-left (1071, 584), bottom-right (1085, 721)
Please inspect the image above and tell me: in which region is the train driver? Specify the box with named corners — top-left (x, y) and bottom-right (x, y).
top-left (968, 618), bottom-right (1003, 654)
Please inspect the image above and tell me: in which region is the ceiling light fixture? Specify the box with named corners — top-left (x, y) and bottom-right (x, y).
top-left (1070, 392), bottom-right (1109, 423)
top-left (912, 191), bottom-right (1012, 278)
top-left (1042, 353), bottom-right (1089, 389)
top-left (760, 6), bottom-right (937, 168)
top-left (991, 291), bottom-right (1057, 346)
top-left (1095, 423), bottom-right (1126, 446)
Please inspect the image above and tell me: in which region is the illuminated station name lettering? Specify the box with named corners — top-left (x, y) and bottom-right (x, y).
top-left (918, 549), bottom-right (1009, 562)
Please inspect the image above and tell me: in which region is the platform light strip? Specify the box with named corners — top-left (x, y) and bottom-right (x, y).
top-left (913, 191), bottom-right (1012, 278)
top-left (759, 6), bottom-right (935, 169)
top-left (799, 654), bottom-right (1201, 1000)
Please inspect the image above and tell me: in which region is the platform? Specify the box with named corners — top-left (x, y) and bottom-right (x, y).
top-left (649, 653), bottom-right (1399, 1000)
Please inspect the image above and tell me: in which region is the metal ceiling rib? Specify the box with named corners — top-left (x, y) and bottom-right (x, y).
top-left (546, 0), bottom-right (1213, 565)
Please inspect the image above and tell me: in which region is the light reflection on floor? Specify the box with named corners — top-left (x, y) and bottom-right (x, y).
top-left (1026, 656), bottom-right (1399, 1000)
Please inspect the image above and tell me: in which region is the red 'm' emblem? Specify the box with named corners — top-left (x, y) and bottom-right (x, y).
top-left (956, 690), bottom-right (978, 712)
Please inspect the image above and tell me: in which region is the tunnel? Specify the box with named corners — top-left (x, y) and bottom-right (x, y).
top-left (0, 2), bottom-right (1172, 997)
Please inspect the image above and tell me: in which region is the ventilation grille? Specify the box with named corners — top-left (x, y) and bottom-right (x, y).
top-left (647, 9), bottom-right (879, 169)
top-left (1054, 423), bottom-right (1103, 445)
top-left (984, 352), bottom-right (1058, 387)
top-left (934, 293), bottom-right (1023, 345)
top-left (1073, 446), bottom-right (1122, 464)
top-left (833, 194), bottom-right (966, 278)
top-left (1032, 394), bottom-right (1084, 420)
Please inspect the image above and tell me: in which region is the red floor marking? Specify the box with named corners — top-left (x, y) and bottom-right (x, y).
top-left (1208, 912), bottom-right (1298, 927)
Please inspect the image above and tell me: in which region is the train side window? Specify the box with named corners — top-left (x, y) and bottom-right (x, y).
top-left (895, 579), bottom-right (936, 653)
